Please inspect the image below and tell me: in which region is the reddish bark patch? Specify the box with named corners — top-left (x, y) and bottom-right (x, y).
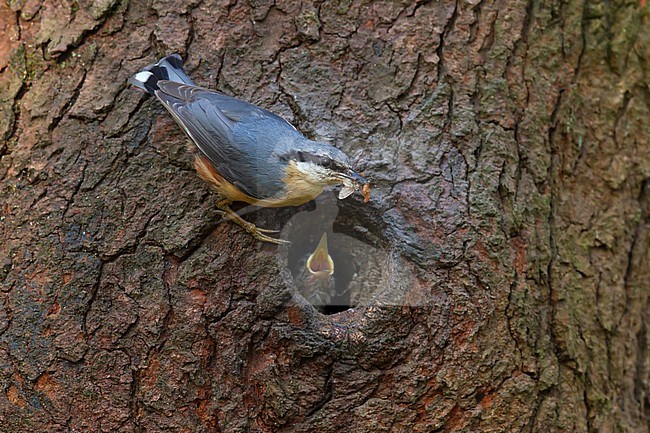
top-left (287, 305), bottom-right (306, 325)
top-left (6, 385), bottom-right (26, 408)
top-left (0, 2), bottom-right (19, 70)
top-left (46, 301), bottom-right (60, 317)
top-left (189, 288), bottom-right (206, 306)
top-left (34, 373), bottom-right (60, 400)
top-left (512, 236), bottom-right (527, 275)
top-left (446, 404), bottom-right (466, 430)
top-left (476, 387), bottom-right (495, 409)
top-left (141, 354), bottom-right (161, 389)
top-left (62, 273), bottom-right (73, 284)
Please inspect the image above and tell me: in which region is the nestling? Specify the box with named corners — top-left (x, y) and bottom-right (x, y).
top-left (295, 233), bottom-right (336, 308)
top-left (129, 54), bottom-right (368, 243)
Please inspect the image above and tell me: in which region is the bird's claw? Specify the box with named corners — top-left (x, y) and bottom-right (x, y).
top-left (242, 221), bottom-right (289, 244)
top-left (251, 231), bottom-right (291, 245)
top-left (216, 205), bottom-right (289, 244)
top-left (244, 223), bottom-right (279, 234)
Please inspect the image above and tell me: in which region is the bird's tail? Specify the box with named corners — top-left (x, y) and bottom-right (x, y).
top-left (128, 54), bottom-right (195, 94)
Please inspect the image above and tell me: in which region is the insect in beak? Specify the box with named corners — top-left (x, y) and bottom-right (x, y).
top-left (338, 169), bottom-right (368, 199)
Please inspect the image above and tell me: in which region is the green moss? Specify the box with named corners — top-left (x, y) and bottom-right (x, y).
top-left (9, 44), bottom-right (27, 81)
top-left (22, 45), bottom-right (47, 82)
top-left (86, 41), bottom-right (98, 59)
top-left (589, 390), bottom-right (612, 413)
top-left (336, 0), bottom-right (353, 15)
top-left (91, 0), bottom-right (119, 21)
top-left (82, 387), bottom-right (98, 398)
top-left (7, 0), bottom-right (24, 11)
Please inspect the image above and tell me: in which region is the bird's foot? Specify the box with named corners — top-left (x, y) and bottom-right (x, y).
top-left (242, 222), bottom-right (279, 234)
top-left (250, 229), bottom-right (291, 245)
top-left (216, 206), bottom-right (290, 245)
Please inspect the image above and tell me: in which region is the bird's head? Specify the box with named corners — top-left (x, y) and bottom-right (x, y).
top-left (283, 142), bottom-right (367, 199)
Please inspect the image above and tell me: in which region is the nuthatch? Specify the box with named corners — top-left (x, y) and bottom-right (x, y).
top-left (295, 233), bottom-right (336, 307)
top-left (129, 54), bottom-right (368, 243)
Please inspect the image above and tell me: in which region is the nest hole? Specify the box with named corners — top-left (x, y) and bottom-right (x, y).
top-left (286, 231), bottom-right (357, 315)
top-left (269, 193), bottom-right (393, 315)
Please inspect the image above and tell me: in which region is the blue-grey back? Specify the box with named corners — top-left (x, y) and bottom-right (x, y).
top-left (219, 116), bottom-right (306, 199)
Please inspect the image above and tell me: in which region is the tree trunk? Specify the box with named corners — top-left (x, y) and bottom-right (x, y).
top-left (1, 0), bottom-right (648, 432)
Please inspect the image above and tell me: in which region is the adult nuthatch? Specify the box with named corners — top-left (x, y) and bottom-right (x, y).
top-left (295, 233), bottom-right (336, 308)
top-left (129, 54), bottom-right (368, 243)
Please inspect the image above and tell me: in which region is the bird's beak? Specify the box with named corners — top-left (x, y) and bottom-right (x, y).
top-left (343, 169), bottom-right (368, 185)
top-left (307, 233), bottom-right (334, 275)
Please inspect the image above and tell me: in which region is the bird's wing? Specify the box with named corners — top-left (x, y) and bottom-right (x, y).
top-left (158, 80), bottom-right (296, 128)
top-left (200, 91), bottom-right (298, 131)
top-left (154, 81), bottom-right (287, 200)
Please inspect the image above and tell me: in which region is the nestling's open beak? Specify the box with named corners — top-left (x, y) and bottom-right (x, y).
top-left (306, 233), bottom-right (334, 275)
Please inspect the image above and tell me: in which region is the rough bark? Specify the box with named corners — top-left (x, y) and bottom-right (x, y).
top-left (0, 0), bottom-right (648, 432)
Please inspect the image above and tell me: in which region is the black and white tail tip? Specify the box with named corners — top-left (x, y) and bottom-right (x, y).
top-left (128, 53), bottom-right (194, 95)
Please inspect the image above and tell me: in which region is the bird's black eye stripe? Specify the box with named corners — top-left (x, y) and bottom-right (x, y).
top-left (303, 153), bottom-right (324, 166)
top-left (329, 160), bottom-right (347, 172)
top-left (285, 151), bottom-right (344, 171)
